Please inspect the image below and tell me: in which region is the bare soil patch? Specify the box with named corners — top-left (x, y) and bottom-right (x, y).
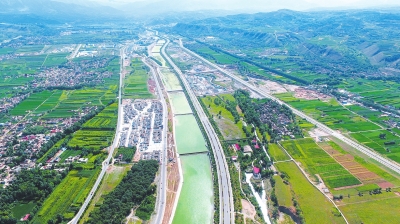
top-left (347, 167), bottom-right (370, 174)
top-left (334, 154), bottom-right (354, 162)
top-left (340, 161), bottom-right (360, 168)
top-left (354, 172), bottom-right (380, 181)
top-left (378, 181), bottom-right (395, 188)
top-left (293, 88), bottom-right (331, 101)
top-left (241, 199), bottom-right (256, 221)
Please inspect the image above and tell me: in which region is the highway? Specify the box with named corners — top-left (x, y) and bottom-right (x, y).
top-left (68, 46), bottom-right (126, 224)
top-left (178, 40), bottom-right (400, 176)
top-left (161, 39), bottom-right (234, 224)
top-left (142, 58), bottom-right (168, 224)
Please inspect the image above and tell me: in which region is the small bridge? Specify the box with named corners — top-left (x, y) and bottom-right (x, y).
top-left (179, 151), bottom-right (209, 156)
top-left (174, 112), bottom-right (193, 116)
top-left (167, 89), bottom-right (183, 93)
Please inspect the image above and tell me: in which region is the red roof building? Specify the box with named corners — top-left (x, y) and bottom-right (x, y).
top-left (22, 214), bottom-right (30, 221)
top-left (253, 166), bottom-right (261, 179)
top-left (233, 144), bottom-right (240, 151)
top-left (253, 166), bottom-right (260, 174)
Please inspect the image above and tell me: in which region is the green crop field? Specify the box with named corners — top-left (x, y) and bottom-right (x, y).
top-left (68, 130), bottom-right (115, 150)
top-left (191, 44), bottom-right (293, 83)
top-left (339, 194), bottom-right (400, 224)
top-left (123, 58), bottom-right (153, 99)
top-left (42, 53), bottom-right (69, 67)
top-left (274, 94), bottom-right (381, 133)
top-left (281, 138), bottom-right (361, 189)
top-left (43, 88), bottom-right (116, 119)
top-left (10, 90), bottom-right (54, 116)
top-left (33, 90), bottom-right (63, 114)
top-left (275, 162), bottom-right (346, 224)
top-left (350, 130), bottom-right (400, 162)
top-left (33, 169), bottom-right (100, 223)
top-left (269, 143), bottom-right (291, 161)
top-left (338, 79), bottom-right (400, 109)
top-left (68, 103), bottom-right (117, 151)
top-left (273, 175), bottom-right (293, 208)
top-left (83, 103), bottom-right (118, 130)
top-left (15, 45), bottom-right (44, 53)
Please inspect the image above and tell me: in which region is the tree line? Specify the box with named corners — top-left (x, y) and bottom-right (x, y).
top-left (87, 160), bottom-right (159, 223)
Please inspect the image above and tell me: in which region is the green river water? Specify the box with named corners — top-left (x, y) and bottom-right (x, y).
top-left (161, 68), bottom-right (214, 223)
top-left (170, 92), bottom-right (193, 115)
top-left (172, 154), bottom-right (214, 224)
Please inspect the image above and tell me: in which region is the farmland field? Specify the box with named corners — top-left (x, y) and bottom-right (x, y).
top-left (190, 44), bottom-right (293, 83)
top-left (42, 53), bottom-right (69, 67)
top-left (123, 58), bottom-right (153, 99)
top-left (275, 162), bottom-right (346, 224)
top-left (281, 138), bottom-right (361, 189)
top-left (269, 143), bottom-right (291, 161)
top-left (274, 94), bottom-right (381, 133)
top-left (350, 130), bottom-right (400, 162)
top-left (273, 175), bottom-right (293, 208)
top-left (68, 103), bottom-right (117, 151)
top-left (68, 130), bottom-right (115, 150)
top-left (83, 103), bottom-right (118, 130)
top-left (339, 194), bottom-right (400, 224)
top-left (10, 90), bottom-right (54, 116)
top-left (32, 169), bottom-right (100, 223)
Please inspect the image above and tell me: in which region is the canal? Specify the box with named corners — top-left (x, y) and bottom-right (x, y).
top-left (159, 66), bottom-right (214, 223)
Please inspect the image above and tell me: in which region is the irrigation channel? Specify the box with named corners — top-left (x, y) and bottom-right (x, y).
top-left (157, 60), bottom-right (214, 222)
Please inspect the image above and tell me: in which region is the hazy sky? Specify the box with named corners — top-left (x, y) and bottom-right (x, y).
top-left (60, 0), bottom-right (400, 11)
top-left (90, 0), bottom-right (400, 7)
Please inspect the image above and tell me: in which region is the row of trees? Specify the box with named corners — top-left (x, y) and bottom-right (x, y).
top-left (87, 160), bottom-right (159, 223)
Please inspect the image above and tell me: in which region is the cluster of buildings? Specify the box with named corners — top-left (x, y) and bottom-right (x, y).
top-left (35, 58), bottom-right (114, 88)
top-left (168, 44), bottom-right (233, 96)
top-left (119, 99), bottom-right (164, 163)
top-left (0, 105), bottom-right (96, 187)
top-left (258, 101), bottom-right (299, 139)
top-left (185, 73), bottom-right (229, 95)
top-left (0, 94), bottom-right (28, 114)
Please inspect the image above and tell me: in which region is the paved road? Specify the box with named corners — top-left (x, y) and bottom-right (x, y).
top-left (142, 58), bottom-right (168, 224)
top-left (69, 46), bottom-right (126, 224)
top-left (162, 39), bottom-right (234, 224)
top-left (178, 40), bottom-right (400, 176)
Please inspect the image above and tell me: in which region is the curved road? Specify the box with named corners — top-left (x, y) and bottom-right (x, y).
top-left (161, 39), bottom-right (234, 224)
top-left (178, 40), bottom-right (400, 176)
